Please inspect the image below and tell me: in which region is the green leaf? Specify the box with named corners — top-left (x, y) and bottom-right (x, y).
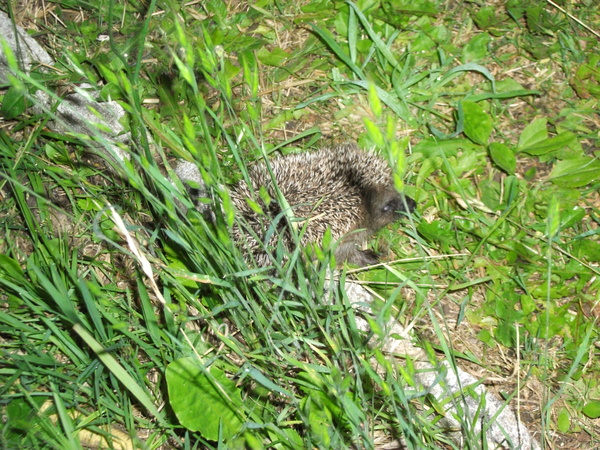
top-left (256, 47), bottom-right (290, 66)
top-left (417, 220), bottom-right (456, 252)
top-left (466, 89), bottom-right (540, 102)
top-left (0, 254), bottom-right (26, 282)
top-left (518, 132), bottom-right (577, 156)
top-left (518, 118), bottom-right (548, 150)
top-left (240, 51), bottom-right (259, 97)
top-left (472, 7), bottom-right (496, 30)
top-left (462, 33), bottom-right (491, 62)
top-left (557, 407), bottom-right (571, 432)
top-left (525, 5), bottom-right (545, 33)
top-left (573, 239), bottom-right (600, 262)
top-left (0, 85), bottom-right (27, 120)
top-left (462, 100), bottom-right (493, 145)
top-left (301, 395), bottom-right (332, 447)
top-left (571, 56), bottom-right (600, 99)
top-left (349, 80), bottom-right (417, 127)
top-left (583, 400), bottom-right (600, 419)
top-left (477, 329), bottom-right (494, 346)
top-left (488, 142), bottom-right (516, 174)
top-left (436, 63), bottom-right (496, 90)
top-left (166, 357), bottom-right (244, 440)
top-left (549, 156), bottom-right (600, 188)
top-left (494, 320), bottom-right (515, 347)
top-left (412, 137), bottom-right (481, 158)
top-left (380, 0), bottom-right (437, 17)
top-left (560, 206), bottom-right (585, 231)
top-left (520, 295), bottom-right (536, 315)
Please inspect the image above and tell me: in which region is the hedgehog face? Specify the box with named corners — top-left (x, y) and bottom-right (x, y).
top-left (364, 184), bottom-right (415, 232)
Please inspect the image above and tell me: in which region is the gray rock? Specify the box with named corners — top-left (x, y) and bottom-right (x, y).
top-left (33, 87), bottom-right (131, 163)
top-left (0, 11), bottom-right (54, 84)
top-left (0, 12), bottom-right (130, 162)
top-left (173, 160), bottom-right (213, 218)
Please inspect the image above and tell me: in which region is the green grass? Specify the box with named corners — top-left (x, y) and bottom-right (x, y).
top-left (1, 0), bottom-right (599, 448)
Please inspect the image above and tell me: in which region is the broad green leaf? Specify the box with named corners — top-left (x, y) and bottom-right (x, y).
top-left (518, 132), bottom-right (577, 156)
top-left (560, 206), bottom-right (585, 231)
top-left (166, 357), bottom-right (244, 440)
top-left (0, 85), bottom-right (27, 119)
top-left (240, 51), bottom-right (259, 97)
top-left (494, 321), bottom-right (514, 348)
top-left (571, 56), bottom-right (600, 99)
top-left (573, 239), bottom-right (600, 262)
top-left (472, 7), bottom-right (496, 30)
top-left (583, 400), bottom-right (600, 419)
top-left (462, 101), bottom-right (493, 145)
top-left (557, 407), bottom-right (571, 432)
top-left (417, 220), bottom-right (456, 252)
top-left (477, 329), bottom-right (494, 346)
top-left (301, 395), bottom-right (332, 447)
top-left (462, 33), bottom-right (491, 62)
top-left (413, 137), bottom-right (481, 158)
top-left (518, 118), bottom-right (547, 150)
top-left (549, 156), bottom-right (600, 188)
top-left (380, 0), bottom-right (437, 16)
top-left (488, 142), bottom-right (516, 174)
top-left (520, 295), bottom-right (536, 315)
top-left (256, 47), bottom-right (290, 66)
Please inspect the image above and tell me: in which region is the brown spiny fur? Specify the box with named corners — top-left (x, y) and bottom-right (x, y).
top-left (230, 142), bottom-right (414, 267)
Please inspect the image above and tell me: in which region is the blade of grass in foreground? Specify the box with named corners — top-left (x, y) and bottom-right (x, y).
top-left (72, 323), bottom-right (168, 427)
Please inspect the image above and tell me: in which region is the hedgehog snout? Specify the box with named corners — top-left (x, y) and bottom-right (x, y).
top-left (399, 195), bottom-right (416, 214)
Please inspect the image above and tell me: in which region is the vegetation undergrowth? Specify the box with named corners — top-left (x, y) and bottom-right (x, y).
top-left (1, 0), bottom-right (599, 448)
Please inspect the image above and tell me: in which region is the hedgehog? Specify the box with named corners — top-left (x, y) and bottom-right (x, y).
top-left (228, 142), bottom-right (415, 267)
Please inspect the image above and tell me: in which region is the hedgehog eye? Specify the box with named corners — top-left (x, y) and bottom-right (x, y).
top-left (382, 202), bottom-right (395, 213)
